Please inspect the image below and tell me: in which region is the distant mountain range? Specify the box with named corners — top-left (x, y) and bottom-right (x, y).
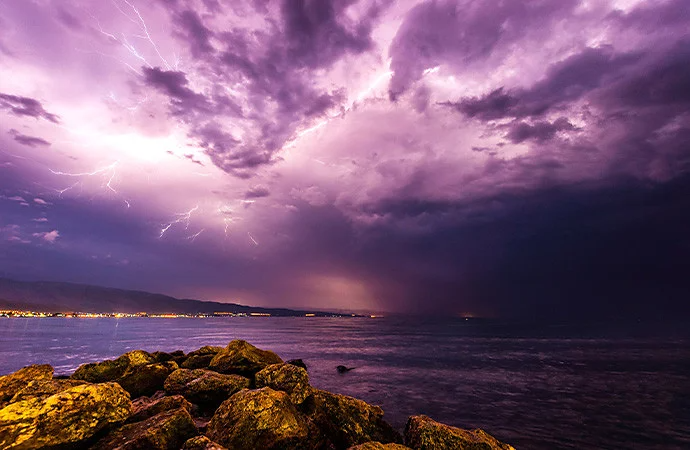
top-left (0, 278), bottom-right (343, 316)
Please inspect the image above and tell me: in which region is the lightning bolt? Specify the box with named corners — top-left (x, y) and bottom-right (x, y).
top-left (187, 228), bottom-right (205, 242)
top-left (48, 162), bottom-right (130, 208)
top-left (248, 232), bottom-right (259, 246)
top-left (121, 0), bottom-right (172, 70)
top-left (159, 205), bottom-right (199, 238)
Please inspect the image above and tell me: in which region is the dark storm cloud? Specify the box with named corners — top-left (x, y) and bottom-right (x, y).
top-left (388, 0), bottom-right (579, 99)
top-left (8, 129), bottom-right (51, 147)
top-left (444, 47), bottom-right (641, 120)
top-left (244, 186), bottom-right (271, 199)
top-left (143, 67), bottom-right (213, 114)
top-left (172, 10), bottom-right (214, 57)
top-left (153, 0), bottom-right (381, 176)
top-left (505, 118), bottom-right (577, 144)
top-left (0, 93), bottom-right (60, 123)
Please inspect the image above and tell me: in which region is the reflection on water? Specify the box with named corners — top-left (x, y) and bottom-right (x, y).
top-left (1, 317), bottom-right (689, 449)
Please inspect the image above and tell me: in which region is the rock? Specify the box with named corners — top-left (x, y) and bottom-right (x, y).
top-left (287, 359), bottom-right (308, 371)
top-left (181, 354), bottom-right (216, 369)
top-left (0, 382), bottom-right (132, 450)
top-left (189, 346), bottom-right (224, 356)
top-left (206, 387), bottom-right (318, 450)
top-left (118, 361), bottom-right (179, 398)
top-left (255, 363), bottom-right (312, 404)
top-left (72, 350), bottom-right (155, 383)
top-left (164, 368), bottom-right (250, 410)
top-left (10, 379), bottom-right (87, 403)
top-left (337, 365), bottom-right (355, 373)
top-left (308, 389), bottom-right (402, 449)
top-left (92, 407), bottom-right (198, 450)
top-left (130, 394), bottom-right (193, 422)
top-left (349, 443), bottom-right (412, 450)
top-left (404, 415), bottom-right (515, 450)
top-left (182, 347), bottom-right (224, 369)
top-left (208, 340), bottom-right (283, 376)
top-left (152, 351), bottom-right (176, 363)
top-left (182, 435), bottom-right (228, 450)
top-left (0, 364), bottom-right (53, 407)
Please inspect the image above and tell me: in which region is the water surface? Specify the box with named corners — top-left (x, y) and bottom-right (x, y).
top-left (1, 317), bottom-right (688, 449)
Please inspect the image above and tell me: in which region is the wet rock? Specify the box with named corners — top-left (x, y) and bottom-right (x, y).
top-left (337, 365), bottom-right (355, 373)
top-left (164, 368), bottom-right (250, 410)
top-left (404, 415), bottom-right (515, 450)
top-left (287, 359), bottom-right (308, 371)
top-left (118, 361), bottom-right (179, 398)
top-left (0, 364), bottom-right (53, 407)
top-left (308, 389), bottom-right (402, 449)
top-left (10, 379), bottom-right (87, 403)
top-left (152, 351), bottom-right (177, 363)
top-left (92, 407), bottom-right (198, 450)
top-left (72, 350), bottom-right (155, 383)
top-left (130, 394), bottom-right (193, 422)
top-left (208, 340), bottom-right (283, 376)
top-left (0, 382), bottom-right (132, 450)
top-left (255, 363), bottom-right (312, 405)
top-left (182, 435), bottom-right (228, 450)
top-left (182, 347), bottom-right (224, 369)
top-left (349, 443), bottom-right (412, 450)
top-left (206, 387), bottom-right (317, 450)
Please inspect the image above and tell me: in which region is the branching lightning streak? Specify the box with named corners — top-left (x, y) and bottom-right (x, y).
top-left (159, 205), bottom-right (199, 238)
top-left (187, 229), bottom-right (205, 242)
top-left (121, 0), bottom-right (171, 69)
top-left (48, 162), bottom-right (130, 208)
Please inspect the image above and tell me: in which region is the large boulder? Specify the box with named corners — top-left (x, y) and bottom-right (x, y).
top-left (255, 363), bottom-right (311, 404)
top-left (0, 382), bottom-right (132, 450)
top-left (206, 387), bottom-right (317, 450)
top-left (72, 350), bottom-right (155, 383)
top-left (404, 416), bottom-right (514, 450)
top-left (308, 389), bottom-right (402, 449)
top-left (10, 379), bottom-right (87, 403)
top-left (164, 369), bottom-right (250, 410)
top-left (92, 407), bottom-right (198, 449)
top-left (130, 394), bottom-right (193, 422)
top-left (182, 435), bottom-right (228, 450)
top-left (349, 443), bottom-right (412, 450)
top-left (181, 346), bottom-right (224, 369)
top-left (0, 364), bottom-right (53, 407)
top-left (118, 361), bottom-right (179, 398)
top-left (208, 340), bottom-right (283, 376)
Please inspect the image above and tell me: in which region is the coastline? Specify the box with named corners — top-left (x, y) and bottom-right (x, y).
top-left (0, 340), bottom-right (514, 450)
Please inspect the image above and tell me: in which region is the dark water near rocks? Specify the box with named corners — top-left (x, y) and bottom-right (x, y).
top-left (0, 317), bottom-right (689, 449)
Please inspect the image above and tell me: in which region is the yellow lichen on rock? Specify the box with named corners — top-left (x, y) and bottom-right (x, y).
top-left (0, 382), bottom-right (132, 449)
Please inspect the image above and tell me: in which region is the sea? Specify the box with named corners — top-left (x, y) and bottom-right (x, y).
top-left (0, 317), bottom-right (688, 450)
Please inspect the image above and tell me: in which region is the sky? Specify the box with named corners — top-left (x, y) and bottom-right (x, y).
top-left (1, 0), bottom-right (689, 319)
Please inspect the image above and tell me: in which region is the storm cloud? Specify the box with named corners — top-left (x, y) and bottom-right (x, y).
top-left (1, 0), bottom-right (689, 320)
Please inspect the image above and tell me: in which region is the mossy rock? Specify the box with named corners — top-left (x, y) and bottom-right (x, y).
top-left (130, 394), bottom-right (193, 423)
top-left (72, 350), bottom-right (155, 383)
top-left (164, 369), bottom-right (250, 410)
top-left (208, 340), bottom-right (283, 376)
top-left (206, 387), bottom-right (318, 450)
top-left (152, 351), bottom-right (184, 363)
top-left (10, 379), bottom-right (87, 403)
top-left (189, 346), bottom-right (224, 357)
top-left (182, 435), bottom-right (228, 450)
top-left (92, 407), bottom-right (198, 449)
top-left (181, 354), bottom-right (216, 369)
top-left (118, 361), bottom-right (179, 398)
top-left (255, 363), bottom-right (312, 404)
top-left (308, 389), bottom-right (402, 449)
top-left (349, 443), bottom-right (412, 450)
top-left (404, 415), bottom-right (515, 450)
top-left (0, 364), bottom-right (53, 407)
top-left (0, 382), bottom-right (132, 450)
top-left (287, 359), bottom-right (308, 371)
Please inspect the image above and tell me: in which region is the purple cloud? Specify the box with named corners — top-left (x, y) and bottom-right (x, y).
top-left (0, 93), bottom-right (60, 123)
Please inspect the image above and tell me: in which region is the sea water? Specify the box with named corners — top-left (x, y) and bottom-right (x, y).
top-left (0, 317), bottom-right (688, 449)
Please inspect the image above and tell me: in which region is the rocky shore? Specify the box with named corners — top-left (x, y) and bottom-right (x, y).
top-left (0, 340), bottom-right (515, 449)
